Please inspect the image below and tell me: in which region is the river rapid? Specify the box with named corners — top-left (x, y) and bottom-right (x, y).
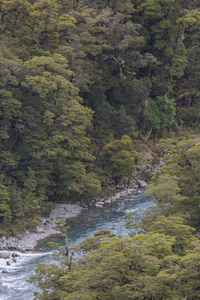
top-left (0, 189), bottom-right (152, 300)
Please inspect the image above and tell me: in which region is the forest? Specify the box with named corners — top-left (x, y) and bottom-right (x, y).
top-left (1, 0), bottom-right (200, 230)
top-left (1, 0), bottom-right (200, 298)
top-left (29, 138), bottom-right (200, 299)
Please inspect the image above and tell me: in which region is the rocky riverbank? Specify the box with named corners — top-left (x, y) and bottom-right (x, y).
top-left (93, 180), bottom-right (147, 208)
top-left (0, 180), bottom-right (148, 273)
top-left (0, 203), bottom-right (84, 252)
top-left (0, 180), bottom-right (147, 254)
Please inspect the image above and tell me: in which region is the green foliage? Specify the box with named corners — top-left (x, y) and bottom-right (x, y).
top-left (21, 167), bottom-right (39, 217)
top-left (59, 162), bottom-right (101, 203)
top-left (0, 0), bottom-right (200, 233)
top-left (30, 219), bottom-right (200, 300)
top-left (101, 136), bottom-right (135, 182)
top-left (147, 95), bottom-right (176, 130)
top-left (151, 139), bottom-right (200, 226)
top-left (144, 174), bottom-right (187, 216)
top-left (0, 174), bottom-right (11, 224)
top-left (137, 0), bottom-right (189, 96)
top-left (9, 183), bottom-right (23, 218)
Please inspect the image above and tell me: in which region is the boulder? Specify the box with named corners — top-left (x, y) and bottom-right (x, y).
top-left (0, 253), bottom-right (10, 259)
top-left (11, 253), bottom-right (20, 258)
top-left (2, 269), bottom-right (8, 273)
top-left (137, 180), bottom-right (148, 188)
top-left (104, 200), bottom-right (112, 204)
top-left (110, 198), bottom-right (117, 203)
top-left (35, 226), bottom-right (46, 234)
top-left (11, 247), bottom-right (25, 253)
top-left (39, 218), bottom-right (46, 224)
top-left (95, 201), bottom-right (104, 205)
top-left (0, 236), bottom-right (6, 242)
top-left (50, 203), bottom-right (83, 219)
top-left (95, 204), bottom-right (103, 209)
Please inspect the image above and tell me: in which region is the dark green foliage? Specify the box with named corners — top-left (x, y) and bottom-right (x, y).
top-left (144, 138), bottom-right (200, 227)
top-left (7, 0), bottom-right (197, 295)
top-left (0, 174), bottom-right (12, 224)
top-left (100, 136), bottom-right (136, 182)
top-left (30, 217), bottom-right (200, 300)
top-left (0, 0), bottom-right (200, 231)
top-left (147, 95), bottom-right (176, 130)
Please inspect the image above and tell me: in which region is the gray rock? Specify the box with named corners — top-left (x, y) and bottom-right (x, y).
top-left (35, 226), bottom-right (46, 234)
top-left (11, 247), bottom-right (25, 253)
top-left (11, 253), bottom-right (20, 258)
top-left (2, 270), bottom-right (8, 273)
top-left (137, 180), bottom-right (148, 188)
top-left (40, 218), bottom-right (46, 224)
top-left (120, 191), bottom-right (127, 196)
top-left (95, 204), bottom-right (103, 208)
top-left (0, 253), bottom-right (10, 259)
top-left (1, 236), bottom-right (6, 242)
top-left (82, 204), bottom-right (88, 209)
top-left (110, 198), bottom-right (117, 203)
top-left (6, 261), bottom-right (10, 266)
top-left (95, 201), bottom-right (104, 205)
top-left (126, 188), bottom-right (134, 195)
top-left (50, 203), bottom-right (83, 220)
top-left (104, 200), bottom-right (112, 204)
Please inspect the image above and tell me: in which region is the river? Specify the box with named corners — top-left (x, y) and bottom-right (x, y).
top-left (0, 189), bottom-right (152, 300)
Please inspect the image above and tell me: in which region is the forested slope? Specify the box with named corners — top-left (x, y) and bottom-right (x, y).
top-left (30, 138), bottom-right (200, 300)
top-left (0, 0), bottom-right (200, 231)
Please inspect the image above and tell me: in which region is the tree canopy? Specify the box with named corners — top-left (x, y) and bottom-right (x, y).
top-left (0, 0), bottom-right (200, 232)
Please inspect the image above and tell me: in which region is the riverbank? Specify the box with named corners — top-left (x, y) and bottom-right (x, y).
top-left (0, 180), bottom-right (147, 254)
top-left (0, 203), bottom-right (83, 252)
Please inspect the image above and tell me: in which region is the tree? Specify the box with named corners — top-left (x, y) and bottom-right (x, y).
top-left (21, 54), bottom-right (100, 201)
top-left (0, 43), bottom-right (22, 141)
top-left (136, 0), bottom-right (189, 96)
top-left (144, 174), bottom-right (187, 217)
top-left (0, 174), bottom-right (11, 224)
top-left (144, 138), bottom-right (200, 226)
top-left (147, 95), bottom-right (176, 131)
top-left (101, 135), bottom-right (136, 182)
top-left (21, 167), bottom-right (39, 217)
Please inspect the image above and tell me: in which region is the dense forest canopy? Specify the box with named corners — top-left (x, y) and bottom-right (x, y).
top-left (1, 0), bottom-right (200, 299)
top-left (0, 0), bottom-right (200, 230)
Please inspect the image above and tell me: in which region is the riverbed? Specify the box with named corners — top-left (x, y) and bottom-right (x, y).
top-left (0, 190), bottom-right (152, 300)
